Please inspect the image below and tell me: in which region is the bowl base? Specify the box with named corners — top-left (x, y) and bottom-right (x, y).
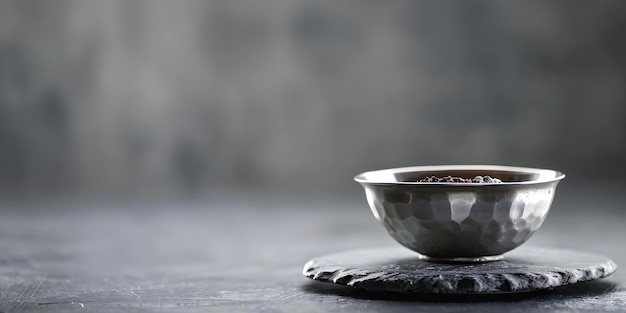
top-left (418, 254), bottom-right (503, 263)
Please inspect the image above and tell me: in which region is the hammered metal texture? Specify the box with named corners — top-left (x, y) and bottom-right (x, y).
top-left (363, 183), bottom-right (559, 258)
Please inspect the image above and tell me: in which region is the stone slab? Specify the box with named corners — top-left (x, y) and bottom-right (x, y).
top-left (303, 246), bottom-right (617, 294)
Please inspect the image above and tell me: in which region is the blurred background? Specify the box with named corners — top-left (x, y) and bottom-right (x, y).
top-left (0, 0), bottom-right (625, 200)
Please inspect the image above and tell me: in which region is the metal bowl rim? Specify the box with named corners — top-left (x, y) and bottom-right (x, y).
top-left (354, 165), bottom-right (565, 186)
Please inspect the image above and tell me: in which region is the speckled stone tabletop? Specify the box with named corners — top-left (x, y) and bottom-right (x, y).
top-left (0, 183), bottom-right (625, 312)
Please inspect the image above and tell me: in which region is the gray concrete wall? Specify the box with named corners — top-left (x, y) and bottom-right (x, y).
top-left (0, 0), bottom-right (625, 197)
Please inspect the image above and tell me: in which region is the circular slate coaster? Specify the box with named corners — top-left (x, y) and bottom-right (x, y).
top-left (303, 247), bottom-right (617, 294)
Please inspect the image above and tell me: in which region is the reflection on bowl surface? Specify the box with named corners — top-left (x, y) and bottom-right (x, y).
top-left (355, 165), bottom-right (565, 262)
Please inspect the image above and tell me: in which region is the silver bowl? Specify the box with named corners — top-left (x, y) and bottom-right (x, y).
top-left (354, 165), bottom-right (565, 262)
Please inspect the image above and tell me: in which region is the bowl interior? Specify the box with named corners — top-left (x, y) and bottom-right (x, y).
top-left (355, 165), bottom-right (564, 185)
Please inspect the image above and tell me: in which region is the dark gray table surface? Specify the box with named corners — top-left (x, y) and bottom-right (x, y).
top-left (0, 183), bottom-right (625, 312)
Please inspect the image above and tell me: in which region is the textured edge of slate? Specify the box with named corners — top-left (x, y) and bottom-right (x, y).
top-left (302, 247), bottom-right (617, 294)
